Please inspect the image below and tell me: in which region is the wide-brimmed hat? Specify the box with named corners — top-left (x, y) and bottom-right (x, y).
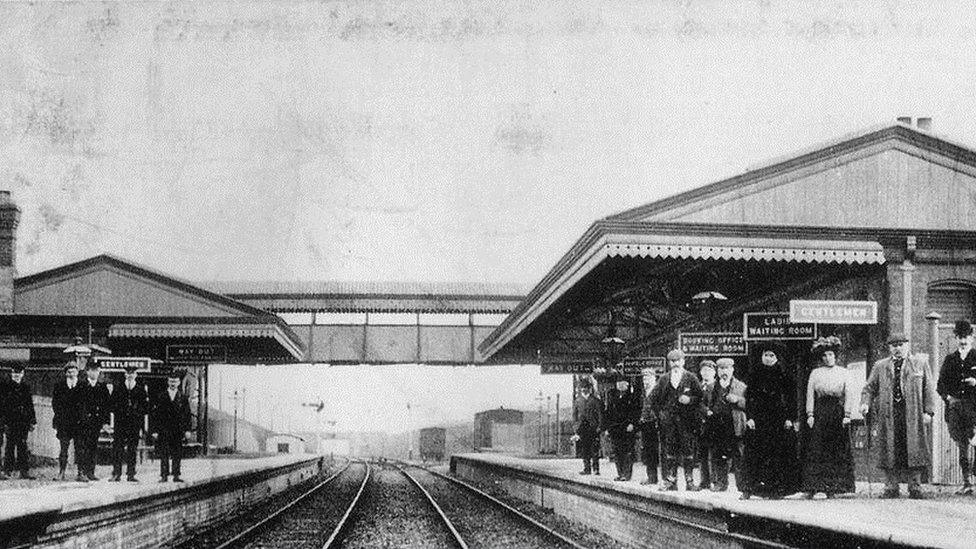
top-left (811, 335), bottom-right (842, 357)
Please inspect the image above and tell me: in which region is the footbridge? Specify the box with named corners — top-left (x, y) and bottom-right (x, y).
top-left (209, 281), bottom-right (528, 365)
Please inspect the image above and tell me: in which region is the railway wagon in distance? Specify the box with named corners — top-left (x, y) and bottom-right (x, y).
top-left (419, 427), bottom-right (446, 462)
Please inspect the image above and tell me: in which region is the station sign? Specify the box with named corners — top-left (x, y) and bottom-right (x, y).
top-left (619, 357), bottom-right (666, 375)
top-left (93, 357), bottom-right (153, 373)
top-left (540, 358), bottom-right (599, 375)
top-left (789, 300), bottom-right (877, 325)
top-left (743, 312), bottom-right (816, 341)
top-left (166, 345), bottom-right (227, 363)
top-left (679, 332), bottom-right (747, 356)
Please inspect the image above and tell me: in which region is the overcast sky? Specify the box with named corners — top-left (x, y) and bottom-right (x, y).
top-left (6, 2), bottom-right (976, 432)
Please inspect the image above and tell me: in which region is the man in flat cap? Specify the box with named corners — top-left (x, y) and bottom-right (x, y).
top-left (151, 370), bottom-right (192, 482)
top-left (937, 320), bottom-right (976, 494)
top-left (52, 361), bottom-right (82, 480)
top-left (110, 365), bottom-right (148, 482)
top-left (3, 363), bottom-right (36, 479)
top-left (76, 360), bottom-right (111, 481)
top-left (861, 333), bottom-right (936, 498)
top-left (649, 349), bottom-right (704, 490)
top-left (571, 377), bottom-right (603, 475)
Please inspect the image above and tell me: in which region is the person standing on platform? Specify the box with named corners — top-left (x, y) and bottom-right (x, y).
top-left (604, 375), bottom-right (641, 481)
top-left (695, 360), bottom-right (716, 490)
top-left (650, 349), bottom-right (703, 491)
top-left (860, 333), bottom-right (936, 499)
top-left (151, 370), bottom-right (191, 483)
top-left (110, 365), bottom-right (148, 482)
top-left (52, 361), bottom-right (82, 481)
top-left (740, 341), bottom-right (799, 500)
top-left (639, 369), bottom-right (661, 485)
top-left (936, 319), bottom-right (976, 494)
top-left (702, 358), bottom-right (747, 491)
top-left (76, 360), bottom-right (110, 482)
top-left (571, 377), bottom-right (603, 476)
top-left (0, 368), bottom-right (7, 480)
top-left (802, 336), bottom-right (856, 498)
top-left (3, 363), bottom-right (36, 479)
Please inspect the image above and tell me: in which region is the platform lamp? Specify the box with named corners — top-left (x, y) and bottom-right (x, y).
top-left (690, 290), bottom-right (727, 326)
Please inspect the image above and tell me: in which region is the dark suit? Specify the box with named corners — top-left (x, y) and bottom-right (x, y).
top-left (3, 380), bottom-right (35, 475)
top-left (151, 389), bottom-right (191, 479)
top-left (573, 392), bottom-right (603, 473)
top-left (110, 382), bottom-right (148, 479)
top-left (52, 380), bottom-right (82, 473)
top-left (76, 379), bottom-right (110, 478)
top-left (650, 370), bottom-right (704, 488)
top-left (604, 387), bottom-right (641, 480)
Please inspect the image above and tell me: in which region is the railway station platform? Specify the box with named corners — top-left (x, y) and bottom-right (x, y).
top-left (451, 453), bottom-right (976, 549)
top-left (0, 454), bottom-right (327, 549)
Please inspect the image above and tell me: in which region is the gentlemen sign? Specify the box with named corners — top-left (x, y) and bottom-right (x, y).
top-left (540, 358), bottom-right (598, 375)
top-left (93, 357), bottom-right (152, 373)
top-left (743, 313), bottom-right (816, 340)
top-left (166, 345), bottom-right (227, 363)
top-left (789, 300), bottom-right (878, 325)
top-left (679, 333), bottom-right (747, 356)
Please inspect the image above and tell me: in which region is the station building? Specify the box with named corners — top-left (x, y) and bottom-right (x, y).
top-left (479, 120), bottom-right (976, 484)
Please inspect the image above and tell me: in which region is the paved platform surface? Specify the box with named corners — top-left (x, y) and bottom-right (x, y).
top-left (456, 453), bottom-right (976, 549)
top-left (0, 454), bottom-right (320, 522)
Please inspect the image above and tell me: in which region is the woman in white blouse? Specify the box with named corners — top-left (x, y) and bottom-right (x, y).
top-left (801, 336), bottom-right (856, 498)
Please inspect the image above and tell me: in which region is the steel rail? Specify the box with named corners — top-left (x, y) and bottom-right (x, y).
top-left (417, 465), bottom-right (592, 549)
top-left (397, 464), bottom-right (470, 549)
top-left (212, 459), bottom-right (358, 549)
top-left (320, 461), bottom-right (371, 549)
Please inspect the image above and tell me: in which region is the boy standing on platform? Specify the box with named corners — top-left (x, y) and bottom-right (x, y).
top-left (3, 363), bottom-right (35, 479)
top-left (52, 361), bottom-right (82, 480)
top-left (110, 365), bottom-right (148, 482)
top-left (571, 377), bottom-right (603, 476)
top-left (650, 349), bottom-right (704, 491)
top-left (77, 360), bottom-right (110, 481)
top-left (151, 370), bottom-right (191, 483)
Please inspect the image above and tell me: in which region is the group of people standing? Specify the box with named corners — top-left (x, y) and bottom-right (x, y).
top-left (572, 321), bottom-right (971, 500)
top-left (0, 359), bottom-right (192, 483)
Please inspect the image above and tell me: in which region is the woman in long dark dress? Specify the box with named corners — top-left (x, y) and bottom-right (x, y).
top-left (740, 341), bottom-right (800, 499)
top-left (802, 336), bottom-right (856, 498)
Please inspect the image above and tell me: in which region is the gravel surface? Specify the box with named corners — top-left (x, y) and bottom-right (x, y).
top-left (408, 467), bottom-right (578, 549)
top-left (337, 464), bottom-right (458, 549)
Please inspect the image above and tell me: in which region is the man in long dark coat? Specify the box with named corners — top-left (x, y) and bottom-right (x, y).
top-left (76, 360), bottom-right (110, 481)
top-left (3, 363), bottom-right (36, 479)
top-left (572, 377), bottom-right (603, 475)
top-left (604, 375), bottom-right (641, 481)
top-left (650, 349), bottom-right (704, 491)
top-left (861, 332), bottom-right (936, 499)
top-left (52, 361), bottom-right (82, 480)
top-left (937, 320), bottom-right (976, 494)
top-left (110, 365), bottom-right (148, 482)
top-left (151, 370), bottom-right (192, 482)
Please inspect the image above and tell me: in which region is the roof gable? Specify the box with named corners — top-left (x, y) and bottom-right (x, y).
top-left (14, 255), bottom-right (267, 318)
top-left (610, 123), bottom-right (976, 230)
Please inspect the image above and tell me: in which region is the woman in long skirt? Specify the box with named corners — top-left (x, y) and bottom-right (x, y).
top-left (802, 336), bottom-right (856, 498)
top-left (740, 341), bottom-right (800, 499)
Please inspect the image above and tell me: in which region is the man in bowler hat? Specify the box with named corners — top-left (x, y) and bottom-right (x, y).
top-left (52, 361), bottom-right (82, 480)
top-left (604, 374), bottom-right (641, 481)
top-left (571, 377), bottom-right (603, 475)
top-left (860, 332), bottom-right (936, 498)
top-left (110, 365), bottom-right (148, 482)
top-left (3, 363), bottom-right (36, 479)
top-left (151, 370), bottom-right (192, 482)
top-left (937, 320), bottom-right (976, 494)
top-left (76, 360), bottom-right (111, 481)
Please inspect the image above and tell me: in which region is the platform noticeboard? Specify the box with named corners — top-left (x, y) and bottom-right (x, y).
top-left (166, 345), bottom-right (227, 363)
top-left (619, 357), bottom-right (666, 375)
top-left (743, 312), bottom-right (817, 340)
top-left (679, 332), bottom-right (747, 356)
top-left (789, 300), bottom-right (877, 325)
top-left (93, 357), bottom-right (153, 373)
top-left (540, 359), bottom-right (598, 375)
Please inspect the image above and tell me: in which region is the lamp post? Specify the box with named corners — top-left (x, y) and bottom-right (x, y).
top-left (232, 389), bottom-right (240, 453)
top-left (534, 391), bottom-right (544, 454)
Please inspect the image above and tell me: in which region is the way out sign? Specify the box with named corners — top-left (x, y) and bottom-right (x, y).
top-left (540, 358), bottom-right (598, 375)
top-left (789, 300), bottom-right (878, 325)
top-left (744, 313), bottom-right (816, 340)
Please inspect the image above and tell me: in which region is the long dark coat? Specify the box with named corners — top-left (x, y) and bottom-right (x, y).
top-left (573, 392), bottom-right (603, 435)
top-left (860, 355), bottom-right (937, 469)
top-left (4, 380), bottom-right (36, 434)
top-left (77, 380), bottom-right (111, 432)
top-left (52, 381), bottom-right (82, 439)
top-left (111, 383), bottom-right (148, 438)
top-left (151, 389), bottom-right (192, 438)
top-left (604, 388), bottom-right (641, 438)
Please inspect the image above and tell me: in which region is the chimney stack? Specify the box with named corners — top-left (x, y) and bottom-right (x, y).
top-left (896, 117), bottom-right (933, 131)
top-left (0, 191), bottom-right (20, 314)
